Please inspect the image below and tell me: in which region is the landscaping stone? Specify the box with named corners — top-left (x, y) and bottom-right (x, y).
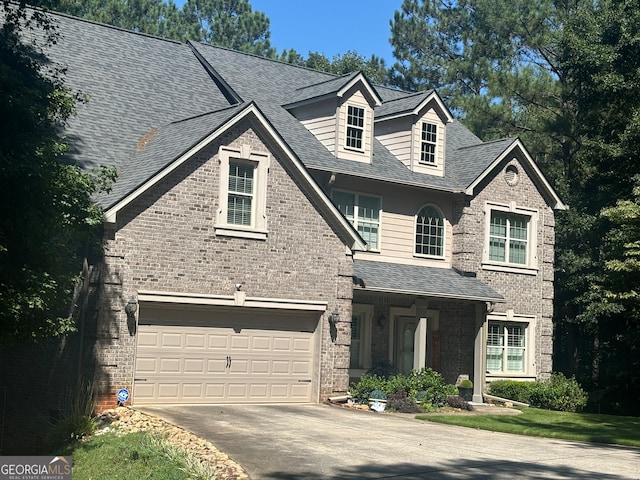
top-left (94, 407), bottom-right (249, 480)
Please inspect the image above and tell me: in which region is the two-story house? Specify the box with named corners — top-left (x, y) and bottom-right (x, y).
top-left (38, 11), bottom-right (565, 411)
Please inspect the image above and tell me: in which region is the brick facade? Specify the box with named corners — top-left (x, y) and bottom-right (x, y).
top-left (453, 156), bottom-right (555, 378)
top-left (92, 120), bottom-right (354, 410)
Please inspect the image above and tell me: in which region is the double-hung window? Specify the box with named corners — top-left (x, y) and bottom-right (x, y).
top-left (487, 321), bottom-right (527, 374)
top-left (227, 162), bottom-right (254, 226)
top-left (216, 145), bottom-right (269, 240)
top-left (332, 190), bottom-right (380, 250)
top-left (345, 105), bottom-right (365, 151)
top-left (484, 203), bottom-right (538, 272)
top-left (415, 205), bottom-right (445, 257)
top-left (489, 212), bottom-right (528, 265)
top-left (420, 122), bottom-right (437, 164)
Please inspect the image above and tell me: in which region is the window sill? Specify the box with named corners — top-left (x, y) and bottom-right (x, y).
top-left (486, 374), bottom-right (536, 381)
top-left (414, 253), bottom-right (446, 260)
top-left (215, 225), bottom-right (268, 240)
top-left (481, 262), bottom-right (538, 275)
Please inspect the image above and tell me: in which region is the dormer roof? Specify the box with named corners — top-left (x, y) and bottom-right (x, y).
top-left (376, 90), bottom-right (454, 123)
top-left (283, 71), bottom-right (382, 109)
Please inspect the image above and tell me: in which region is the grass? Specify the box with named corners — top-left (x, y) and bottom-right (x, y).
top-left (418, 407), bottom-right (640, 447)
top-left (61, 430), bottom-right (217, 479)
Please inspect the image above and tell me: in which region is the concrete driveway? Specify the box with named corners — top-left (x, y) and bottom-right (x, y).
top-left (140, 404), bottom-right (640, 479)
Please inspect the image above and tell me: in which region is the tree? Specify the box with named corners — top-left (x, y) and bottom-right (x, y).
top-left (183, 0), bottom-right (274, 55)
top-left (554, 0), bottom-right (640, 413)
top-left (0, 2), bottom-right (115, 342)
top-left (389, 0), bottom-right (577, 187)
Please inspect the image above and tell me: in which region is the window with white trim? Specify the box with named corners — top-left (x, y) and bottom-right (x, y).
top-left (345, 105), bottom-right (365, 151)
top-left (216, 145), bottom-right (269, 240)
top-left (332, 190), bottom-right (381, 250)
top-left (415, 205), bottom-right (444, 257)
top-left (420, 122), bottom-right (437, 164)
top-left (227, 162), bottom-right (254, 226)
top-left (487, 321), bottom-right (527, 374)
top-left (489, 212), bottom-right (528, 264)
top-left (483, 203), bottom-right (538, 272)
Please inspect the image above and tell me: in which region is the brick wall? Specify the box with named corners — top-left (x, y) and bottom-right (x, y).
top-left (452, 156), bottom-right (556, 378)
top-left (93, 119), bottom-right (354, 409)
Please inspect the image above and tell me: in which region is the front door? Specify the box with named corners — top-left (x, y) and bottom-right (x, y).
top-left (395, 316), bottom-right (417, 375)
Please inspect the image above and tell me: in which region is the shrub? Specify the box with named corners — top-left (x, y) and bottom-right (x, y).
top-left (529, 373), bottom-right (588, 412)
top-left (47, 379), bottom-right (97, 449)
top-left (458, 379), bottom-right (473, 388)
top-left (489, 380), bottom-right (536, 403)
top-left (369, 389), bottom-right (387, 401)
top-left (446, 395), bottom-right (474, 411)
top-left (349, 374), bottom-right (387, 404)
top-left (366, 359), bottom-right (399, 379)
top-left (386, 390), bottom-right (421, 413)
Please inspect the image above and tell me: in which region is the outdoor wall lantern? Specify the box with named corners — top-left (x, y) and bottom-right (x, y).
top-left (328, 308), bottom-right (339, 328)
top-left (377, 313), bottom-right (386, 329)
top-left (125, 297), bottom-right (138, 335)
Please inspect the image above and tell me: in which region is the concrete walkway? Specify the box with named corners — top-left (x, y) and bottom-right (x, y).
top-left (140, 404), bottom-right (640, 479)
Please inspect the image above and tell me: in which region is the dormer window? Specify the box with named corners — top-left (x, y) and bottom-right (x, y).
top-left (346, 105), bottom-right (365, 151)
top-left (420, 122), bottom-right (437, 164)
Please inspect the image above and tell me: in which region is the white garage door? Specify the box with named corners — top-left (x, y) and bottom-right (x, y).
top-left (133, 305), bottom-right (318, 404)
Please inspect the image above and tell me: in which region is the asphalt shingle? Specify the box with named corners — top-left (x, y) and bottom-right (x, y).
top-left (353, 260), bottom-right (504, 302)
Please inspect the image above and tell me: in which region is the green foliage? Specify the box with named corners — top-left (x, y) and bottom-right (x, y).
top-left (489, 380), bottom-right (537, 403)
top-left (0, 3), bottom-right (115, 342)
top-left (64, 431), bottom-right (218, 479)
top-left (490, 375), bottom-right (587, 412)
top-left (368, 389), bottom-right (386, 401)
top-left (349, 374), bottom-right (387, 404)
top-left (47, 379), bottom-right (97, 449)
top-left (529, 374), bottom-right (588, 413)
top-left (349, 368), bottom-right (456, 409)
top-left (458, 379), bottom-right (473, 388)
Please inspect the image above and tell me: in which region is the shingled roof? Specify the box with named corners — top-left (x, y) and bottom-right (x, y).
top-left (353, 260), bottom-right (504, 302)
top-left (41, 10), bottom-right (561, 211)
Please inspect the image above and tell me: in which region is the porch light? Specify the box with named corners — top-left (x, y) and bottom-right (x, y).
top-left (377, 313), bottom-right (386, 329)
top-left (124, 297), bottom-right (138, 319)
top-left (328, 308), bottom-right (339, 327)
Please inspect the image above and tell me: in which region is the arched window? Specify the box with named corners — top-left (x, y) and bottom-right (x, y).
top-left (415, 205), bottom-right (444, 257)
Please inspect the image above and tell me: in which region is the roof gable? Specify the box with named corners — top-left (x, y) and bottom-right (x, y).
top-left (103, 102), bottom-right (368, 250)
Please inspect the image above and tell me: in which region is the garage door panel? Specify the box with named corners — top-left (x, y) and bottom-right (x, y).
top-left (160, 333), bottom-right (182, 348)
top-left (134, 307), bottom-right (318, 404)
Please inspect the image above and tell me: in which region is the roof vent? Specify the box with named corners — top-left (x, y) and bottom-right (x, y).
top-left (505, 164), bottom-right (519, 186)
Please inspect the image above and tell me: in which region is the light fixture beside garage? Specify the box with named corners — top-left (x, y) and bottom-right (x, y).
top-left (328, 308), bottom-right (339, 327)
top-left (124, 297), bottom-right (138, 335)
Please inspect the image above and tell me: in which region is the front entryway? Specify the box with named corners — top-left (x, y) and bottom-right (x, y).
top-left (133, 304), bottom-right (318, 404)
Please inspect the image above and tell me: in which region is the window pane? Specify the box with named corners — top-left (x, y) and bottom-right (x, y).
top-left (332, 191), bottom-right (355, 221)
top-left (358, 195), bottom-right (380, 222)
top-left (228, 163), bottom-right (254, 194)
top-left (420, 122), bottom-right (437, 164)
top-left (415, 206), bottom-right (444, 256)
top-left (358, 222), bottom-right (378, 249)
top-left (227, 162), bottom-right (254, 226)
top-left (489, 211), bottom-right (530, 265)
top-left (227, 195), bottom-right (252, 225)
top-left (487, 322), bottom-right (527, 374)
top-left (507, 348), bottom-right (525, 372)
top-left (487, 347), bottom-right (503, 371)
top-left (346, 105), bottom-right (365, 150)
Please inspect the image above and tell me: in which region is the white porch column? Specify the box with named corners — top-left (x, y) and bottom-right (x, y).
top-left (414, 317), bottom-right (428, 370)
top-left (473, 303), bottom-right (487, 403)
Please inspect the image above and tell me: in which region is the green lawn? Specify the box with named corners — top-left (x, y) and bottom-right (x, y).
top-left (418, 408), bottom-right (640, 447)
top-left (62, 431), bottom-right (215, 480)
